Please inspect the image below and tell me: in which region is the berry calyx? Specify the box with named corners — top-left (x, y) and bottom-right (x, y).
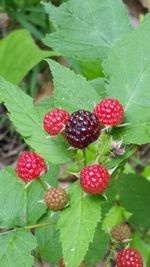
top-left (16, 151), bottom-right (47, 183)
top-left (60, 258), bottom-right (87, 267)
top-left (43, 108), bottom-right (70, 136)
top-left (80, 164), bottom-right (110, 194)
top-left (116, 248), bottom-right (143, 267)
top-left (111, 223), bottom-right (131, 242)
top-left (94, 98), bottom-right (124, 126)
top-left (65, 110), bottom-right (100, 149)
top-left (45, 188), bottom-right (68, 211)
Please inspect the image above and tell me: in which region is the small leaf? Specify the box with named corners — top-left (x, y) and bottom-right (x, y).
top-left (90, 78), bottom-right (107, 99)
top-left (102, 206), bottom-right (123, 233)
top-left (117, 174), bottom-right (150, 228)
top-left (43, 0), bottom-right (132, 61)
top-left (84, 223), bottom-right (109, 265)
top-left (26, 164), bottom-right (60, 224)
top-left (0, 166), bottom-right (59, 227)
top-left (104, 14), bottom-right (150, 144)
top-left (25, 180), bottom-right (46, 225)
top-left (0, 29), bottom-right (55, 85)
top-left (0, 168), bottom-right (25, 228)
top-left (58, 181), bottom-right (102, 267)
top-left (47, 59), bottom-right (100, 113)
top-left (35, 212), bottom-right (62, 265)
top-left (41, 164), bottom-right (60, 187)
top-left (0, 230), bottom-right (37, 267)
top-left (0, 76), bottom-right (73, 164)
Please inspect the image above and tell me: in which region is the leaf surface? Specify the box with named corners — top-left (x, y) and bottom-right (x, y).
top-left (58, 181), bottom-right (102, 267)
top-left (104, 15), bottom-right (150, 144)
top-left (0, 230), bottom-right (37, 267)
top-left (0, 76), bottom-right (73, 164)
top-left (44, 0), bottom-right (131, 61)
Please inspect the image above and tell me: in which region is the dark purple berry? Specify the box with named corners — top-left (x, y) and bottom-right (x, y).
top-left (65, 110), bottom-right (100, 149)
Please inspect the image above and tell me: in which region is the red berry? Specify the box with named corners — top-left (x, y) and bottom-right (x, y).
top-left (43, 108), bottom-right (70, 136)
top-left (80, 164), bottom-right (110, 194)
top-left (65, 110), bottom-right (100, 149)
top-left (16, 151), bottom-right (47, 183)
top-left (116, 248), bottom-right (143, 267)
top-left (94, 98), bottom-right (124, 126)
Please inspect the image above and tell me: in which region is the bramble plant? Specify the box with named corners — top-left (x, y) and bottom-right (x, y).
top-left (1, 0), bottom-right (150, 267)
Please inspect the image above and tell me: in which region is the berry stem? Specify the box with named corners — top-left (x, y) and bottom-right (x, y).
top-left (24, 221), bottom-right (57, 230)
top-left (103, 243), bottom-right (117, 267)
top-left (38, 178), bottom-right (47, 191)
top-left (83, 149), bottom-right (87, 167)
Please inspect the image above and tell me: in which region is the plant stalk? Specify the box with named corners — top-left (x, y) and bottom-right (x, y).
top-left (24, 221), bottom-right (57, 230)
top-left (103, 243), bottom-right (117, 267)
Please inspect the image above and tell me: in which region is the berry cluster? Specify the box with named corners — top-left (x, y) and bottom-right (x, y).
top-left (14, 98), bottom-right (144, 267)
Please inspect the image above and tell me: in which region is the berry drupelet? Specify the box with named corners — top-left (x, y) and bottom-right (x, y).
top-left (43, 108), bottom-right (70, 136)
top-left (45, 188), bottom-right (68, 211)
top-left (80, 164), bottom-right (110, 194)
top-left (16, 151), bottom-right (47, 183)
top-left (94, 98), bottom-right (124, 126)
top-left (65, 110), bottom-right (100, 149)
top-left (116, 248), bottom-right (143, 267)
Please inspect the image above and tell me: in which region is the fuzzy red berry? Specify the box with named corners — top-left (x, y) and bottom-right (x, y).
top-left (45, 188), bottom-right (68, 211)
top-left (65, 110), bottom-right (100, 149)
top-left (16, 151), bottom-right (47, 183)
top-left (80, 164), bottom-right (110, 194)
top-left (94, 98), bottom-right (124, 126)
top-left (116, 248), bottom-right (143, 267)
top-left (43, 108), bottom-right (70, 136)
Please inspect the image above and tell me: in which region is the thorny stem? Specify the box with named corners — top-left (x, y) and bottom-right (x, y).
top-left (103, 243), bottom-right (117, 267)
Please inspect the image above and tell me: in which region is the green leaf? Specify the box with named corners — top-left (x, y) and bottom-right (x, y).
top-left (26, 164), bottom-right (60, 224)
top-left (34, 96), bottom-right (55, 119)
top-left (84, 223), bottom-right (109, 266)
top-left (0, 168), bottom-right (25, 228)
top-left (90, 78), bottom-right (107, 99)
top-left (25, 180), bottom-right (46, 225)
top-left (58, 181), bottom-right (102, 267)
top-left (68, 58), bottom-right (104, 80)
top-left (117, 174), bottom-right (150, 228)
top-left (0, 29), bottom-right (55, 85)
top-left (142, 164), bottom-right (150, 181)
top-left (104, 14), bottom-right (150, 144)
top-left (0, 166), bottom-right (56, 227)
top-left (0, 76), bottom-right (73, 164)
top-left (102, 206), bottom-right (123, 233)
top-left (130, 232), bottom-right (150, 267)
top-left (41, 164), bottom-right (60, 187)
top-left (35, 212), bottom-right (62, 264)
top-left (0, 230), bottom-right (37, 267)
top-left (47, 59), bottom-right (100, 113)
top-left (43, 0), bottom-right (132, 61)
